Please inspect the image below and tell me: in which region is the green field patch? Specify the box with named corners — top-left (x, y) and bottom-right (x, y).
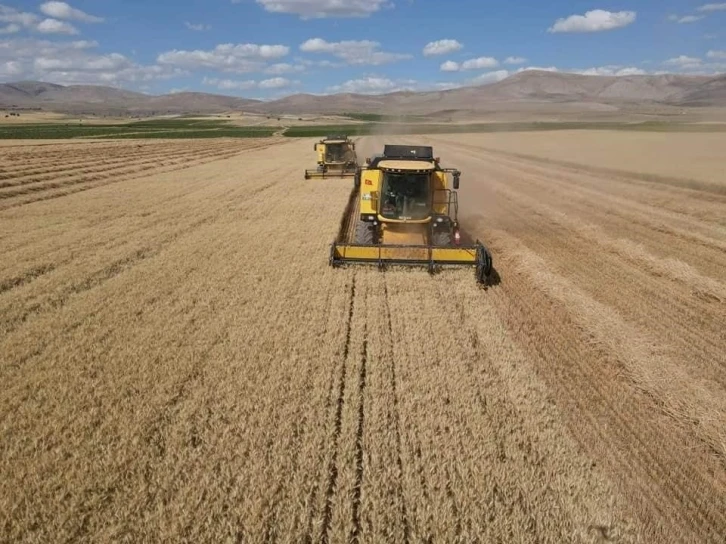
top-left (284, 121), bottom-right (726, 138)
top-left (0, 119), bottom-right (276, 139)
top-left (97, 127), bottom-right (277, 139)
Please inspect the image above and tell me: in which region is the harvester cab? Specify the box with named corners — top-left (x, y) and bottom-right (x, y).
top-left (330, 144), bottom-right (493, 283)
top-left (304, 135), bottom-right (358, 179)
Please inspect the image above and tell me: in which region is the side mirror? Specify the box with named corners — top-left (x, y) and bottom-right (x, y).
top-left (314, 143), bottom-right (318, 151)
top-left (351, 143), bottom-right (355, 150)
top-left (365, 157), bottom-right (371, 165)
top-left (453, 173), bottom-right (460, 190)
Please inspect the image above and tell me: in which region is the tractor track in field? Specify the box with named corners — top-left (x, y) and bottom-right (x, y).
top-left (350, 329), bottom-right (368, 544)
top-left (382, 279), bottom-right (412, 544)
top-left (320, 275), bottom-right (357, 544)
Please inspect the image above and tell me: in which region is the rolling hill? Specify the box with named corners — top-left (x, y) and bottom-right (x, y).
top-left (1, 71), bottom-right (725, 117)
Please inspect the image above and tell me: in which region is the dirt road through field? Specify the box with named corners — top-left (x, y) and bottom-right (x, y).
top-left (1, 135), bottom-right (724, 542)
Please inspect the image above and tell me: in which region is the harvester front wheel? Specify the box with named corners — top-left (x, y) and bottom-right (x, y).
top-left (431, 228), bottom-right (452, 246)
top-left (355, 221), bottom-right (377, 245)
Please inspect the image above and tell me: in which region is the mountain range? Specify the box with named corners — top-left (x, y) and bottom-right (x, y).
top-left (1, 71), bottom-right (725, 118)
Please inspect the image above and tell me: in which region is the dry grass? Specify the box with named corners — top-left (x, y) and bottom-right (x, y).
top-left (1, 133), bottom-right (725, 542)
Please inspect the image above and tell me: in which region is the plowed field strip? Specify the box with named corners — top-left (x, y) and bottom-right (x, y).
top-left (0, 149), bottom-right (225, 190)
top-left (320, 276), bottom-right (356, 544)
top-left (0, 144), bottom-right (260, 210)
top-left (0, 140), bottom-right (270, 187)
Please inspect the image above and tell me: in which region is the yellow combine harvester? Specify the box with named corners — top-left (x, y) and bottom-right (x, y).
top-left (330, 144), bottom-right (493, 283)
top-left (304, 135), bottom-right (358, 179)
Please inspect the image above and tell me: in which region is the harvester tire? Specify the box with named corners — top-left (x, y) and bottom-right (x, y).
top-left (355, 221), bottom-right (377, 244)
top-left (432, 229), bottom-right (452, 246)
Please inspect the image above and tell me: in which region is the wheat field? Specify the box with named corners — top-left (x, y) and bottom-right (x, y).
top-left (1, 133), bottom-right (724, 543)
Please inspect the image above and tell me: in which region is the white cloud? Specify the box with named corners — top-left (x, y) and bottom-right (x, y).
top-left (203, 75), bottom-right (294, 91)
top-left (69, 40), bottom-right (98, 49)
top-left (428, 81), bottom-right (462, 91)
top-left (461, 56), bottom-right (499, 70)
top-left (439, 56), bottom-right (499, 72)
top-left (440, 60), bottom-right (459, 72)
top-left (0, 23), bottom-right (20, 34)
top-left (664, 55), bottom-right (703, 68)
top-left (327, 76), bottom-right (448, 94)
top-left (612, 67), bottom-right (647, 76)
top-left (468, 70), bottom-right (510, 85)
top-left (264, 62), bottom-right (305, 74)
top-left (300, 38), bottom-right (411, 65)
top-left (0, 5), bottom-right (39, 29)
top-left (327, 76), bottom-right (397, 93)
top-left (668, 14), bottom-right (704, 23)
top-left (185, 22), bottom-right (211, 31)
top-left (203, 77), bottom-right (256, 91)
top-left (0, 6), bottom-right (82, 35)
top-left (504, 56), bottom-right (527, 65)
top-left (422, 39), bottom-right (463, 56)
top-left (577, 65), bottom-right (647, 76)
top-left (34, 52), bottom-right (130, 72)
top-left (516, 66), bottom-right (560, 73)
top-left (697, 3), bottom-right (726, 12)
top-left (0, 60), bottom-right (23, 76)
top-left (259, 76), bottom-right (291, 88)
top-left (37, 18), bottom-right (78, 35)
top-left (0, 38), bottom-right (185, 85)
top-left (548, 10), bottom-right (636, 33)
top-left (255, 0), bottom-right (388, 19)
top-left (157, 43), bottom-right (290, 73)
top-left (39, 2), bottom-right (103, 23)
top-left (663, 55), bottom-right (715, 72)
top-left (707, 50), bottom-right (726, 59)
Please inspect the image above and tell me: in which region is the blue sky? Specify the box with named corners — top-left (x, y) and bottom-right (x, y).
top-left (1, 1), bottom-right (725, 99)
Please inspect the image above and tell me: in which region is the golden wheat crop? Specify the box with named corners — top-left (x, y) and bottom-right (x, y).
top-left (1, 133), bottom-right (724, 543)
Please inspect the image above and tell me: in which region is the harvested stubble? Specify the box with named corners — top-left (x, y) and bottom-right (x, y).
top-left (0, 133), bottom-right (725, 543)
